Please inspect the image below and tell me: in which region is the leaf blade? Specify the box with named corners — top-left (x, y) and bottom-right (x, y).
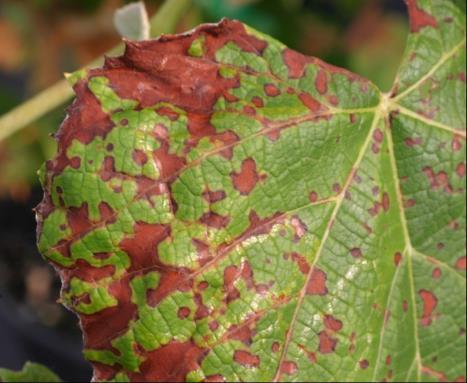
top-left (36, 1), bottom-right (466, 381)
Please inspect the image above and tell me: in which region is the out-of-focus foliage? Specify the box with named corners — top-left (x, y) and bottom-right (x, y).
top-left (0, 362), bottom-right (60, 382)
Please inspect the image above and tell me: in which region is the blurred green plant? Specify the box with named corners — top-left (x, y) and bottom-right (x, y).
top-left (0, 362), bottom-right (60, 383)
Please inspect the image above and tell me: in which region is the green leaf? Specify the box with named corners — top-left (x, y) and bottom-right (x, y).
top-left (36, 0), bottom-right (466, 381)
top-left (0, 362), bottom-right (60, 382)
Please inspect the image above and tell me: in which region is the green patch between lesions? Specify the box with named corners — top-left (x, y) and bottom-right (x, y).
top-left (191, 204), bottom-right (331, 345)
top-left (188, 35), bottom-right (205, 57)
top-left (85, 273), bottom-right (198, 372)
top-left (63, 277), bottom-right (118, 314)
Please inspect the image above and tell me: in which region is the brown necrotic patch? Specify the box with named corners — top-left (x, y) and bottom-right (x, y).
top-left (455, 256), bottom-right (466, 270)
top-left (200, 211), bottom-right (230, 229)
top-left (306, 268), bottom-right (328, 296)
top-left (132, 150), bottom-right (148, 165)
top-left (350, 248), bottom-right (362, 258)
top-left (233, 350), bottom-right (260, 368)
top-left (231, 158), bottom-right (262, 195)
top-left (406, 0), bottom-right (438, 33)
top-left (419, 289), bottom-right (438, 326)
top-left (432, 267), bottom-right (442, 279)
top-left (299, 93), bottom-right (325, 113)
top-left (359, 359), bottom-right (369, 369)
top-left (318, 331), bottom-right (337, 354)
top-left (315, 70), bottom-right (328, 95)
top-left (264, 83), bottom-right (280, 97)
top-left (280, 361), bottom-right (298, 375)
top-left (283, 252), bottom-right (310, 274)
top-left (323, 314), bottom-right (343, 332)
top-left (405, 137), bottom-right (422, 147)
top-left (308, 191), bottom-right (318, 203)
top-left (422, 167), bottom-right (454, 193)
top-left (394, 252), bottom-right (402, 266)
top-left (227, 323), bottom-right (255, 346)
top-left (129, 341), bottom-right (208, 382)
top-left (456, 163), bottom-right (466, 177)
top-left (223, 260), bottom-right (256, 303)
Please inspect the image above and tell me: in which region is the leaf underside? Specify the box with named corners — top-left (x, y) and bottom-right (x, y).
top-left (36, 0), bottom-right (466, 382)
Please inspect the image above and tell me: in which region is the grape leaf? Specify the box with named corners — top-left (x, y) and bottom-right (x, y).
top-left (36, 0), bottom-right (466, 381)
top-left (0, 362), bottom-right (60, 382)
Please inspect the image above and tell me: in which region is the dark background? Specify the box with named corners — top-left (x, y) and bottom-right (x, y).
top-left (0, 0), bottom-right (407, 381)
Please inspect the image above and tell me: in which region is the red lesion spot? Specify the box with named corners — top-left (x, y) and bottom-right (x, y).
top-left (402, 299), bottom-right (409, 312)
top-left (271, 342), bottom-right (280, 352)
top-left (231, 158), bottom-right (262, 195)
top-left (432, 267), bottom-right (442, 279)
top-left (315, 70), bottom-right (328, 94)
top-left (318, 331), bottom-right (337, 354)
top-left (327, 95), bottom-right (339, 106)
top-left (284, 252), bottom-right (310, 274)
top-left (405, 137), bottom-right (422, 147)
top-left (419, 289), bottom-right (438, 326)
top-left (394, 252), bottom-right (402, 266)
top-left (350, 248), bottom-right (362, 258)
top-left (455, 256), bottom-right (466, 270)
top-left (371, 128), bottom-right (384, 154)
top-left (203, 189), bottom-right (226, 204)
top-left (306, 268), bottom-right (328, 296)
top-left (386, 355), bottom-right (392, 365)
top-left (264, 83), bottom-right (280, 97)
top-left (420, 365), bottom-right (449, 382)
top-left (223, 260), bottom-right (256, 303)
top-left (323, 315), bottom-right (343, 332)
top-left (132, 149), bottom-right (148, 165)
top-left (233, 350), bottom-right (260, 368)
top-left (280, 361), bottom-right (298, 375)
top-left (251, 96), bottom-right (264, 108)
top-left (309, 191), bottom-right (318, 202)
top-left (129, 341), bottom-right (207, 382)
top-left (452, 135), bottom-right (463, 151)
top-left (290, 216), bottom-right (308, 241)
top-left (332, 183), bottom-right (341, 193)
top-left (70, 156), bottom-right (81, 169)
top-left (423, 167), bottom-right (453, 193)
top-left (227, 323), bottom-right (254, 346)
top-left (456, 163), bottom-right (466, 177)
top-left (209, 320), bottom-right (219, 331)
top-left (406, 0), bottom-right (438, 33)
top-left (282, 48), bottom-right (312, 78)
top-left (177, 306), bottom-right (191, 319)
top-left (153, 123), bottom-right (168, 140)
top-left (200, 211), bottom-right (230, 229)
top-left (368, 191), bottom-right (391, 216)
top-left (359, 359), bottom-right (369, 369)
top-left (299, 92), bottom-right (325, 113)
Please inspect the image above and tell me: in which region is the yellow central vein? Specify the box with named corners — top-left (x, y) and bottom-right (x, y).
top-left (385, 102), bottom-right (422, 381)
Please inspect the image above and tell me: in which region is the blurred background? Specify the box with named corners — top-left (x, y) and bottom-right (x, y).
top-left (0, 0), bottom-right (407, 380)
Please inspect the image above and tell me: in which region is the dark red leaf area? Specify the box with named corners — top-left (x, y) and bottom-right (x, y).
top-left (405, 0), bottom-right (438, 33)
